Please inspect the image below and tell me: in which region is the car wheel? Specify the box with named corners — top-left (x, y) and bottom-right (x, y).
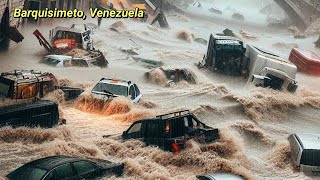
top-left (0, 7), bottom-right (10, 51)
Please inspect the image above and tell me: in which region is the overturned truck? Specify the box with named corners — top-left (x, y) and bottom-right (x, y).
top-left (33, 25), bottom-right (108, 68)
top-left (201, 35), bottom-right (298, 92)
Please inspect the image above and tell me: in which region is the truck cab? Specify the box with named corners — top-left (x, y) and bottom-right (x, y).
top-left (49, 26), bottom-right (94, 51)
top-left (246, 45), bottom-right (298, 92)
top-left (122, 110), bottom-right (220, 152)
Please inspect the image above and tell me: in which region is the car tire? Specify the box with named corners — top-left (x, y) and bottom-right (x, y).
top-left (0, 7), bottom-right (10, 51)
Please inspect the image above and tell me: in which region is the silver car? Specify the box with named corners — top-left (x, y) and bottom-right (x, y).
top-left (288, 133), bottom-right (320, 175)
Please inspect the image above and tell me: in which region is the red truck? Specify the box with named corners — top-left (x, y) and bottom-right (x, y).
top-left (289, 48), bottom-right (320, 75)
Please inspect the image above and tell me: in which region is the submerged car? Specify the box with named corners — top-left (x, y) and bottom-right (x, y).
top-left (288, 133), bottom-right (320, 175)
top-left (122, 110), bottom-right (220, 152)
top-left (146, 67), bottom-right (197, 85)
top-left (41, 54), bottom-right (108, 68)
top-left (197, 173), bottom-right (244, 180)
top-left (91, 78), bottom-right (142, 102)
top-left (6, 156), bottom-right (124, 180)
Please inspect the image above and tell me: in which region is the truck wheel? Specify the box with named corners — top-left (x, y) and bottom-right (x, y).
top-left (0, 7), bottom-right (10, 51)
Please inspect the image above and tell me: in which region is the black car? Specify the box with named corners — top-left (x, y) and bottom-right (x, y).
top-left (6, 156), bottom-right (124, 180)
top-left (122, 110), bottom-right (220, 152)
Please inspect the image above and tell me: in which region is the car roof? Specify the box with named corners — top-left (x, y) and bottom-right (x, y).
top-left (54, 26), bottom-right (83, 34)
top-left (98, 78), bottom-right (132, 87)
top-left (198, 173), bottom-right (244, 180)
top-left (26, 156), bottom-right (84, 171)
top-left (295, 133), bottom-right (320, 150)
top-left (0, 70), bottom-right (53, 83)
top-left (44, 55), bottom-right (83, 61)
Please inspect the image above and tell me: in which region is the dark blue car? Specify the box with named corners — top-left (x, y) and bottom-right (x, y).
top-left (6, 156), bottom-right (124, 180)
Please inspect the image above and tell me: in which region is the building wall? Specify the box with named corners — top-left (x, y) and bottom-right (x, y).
top-left (0, 0), bottom-right (25, 28)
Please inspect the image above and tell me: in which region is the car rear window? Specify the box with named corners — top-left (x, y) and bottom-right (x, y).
top-left (300, 149), bottom-right (320, 166)
top-left (7, 165), bottom-right (47, 180)
top-left (92, 83), bottom-right (128, 97)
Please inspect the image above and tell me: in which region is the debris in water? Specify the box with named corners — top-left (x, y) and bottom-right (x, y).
top-left (176, 30), bottom-right (194, 42)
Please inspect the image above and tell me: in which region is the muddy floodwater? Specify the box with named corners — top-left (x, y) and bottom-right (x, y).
top-left (1, 0), bottom-right (320, 179)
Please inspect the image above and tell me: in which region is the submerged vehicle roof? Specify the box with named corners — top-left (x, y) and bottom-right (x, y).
top-left (294, 133), bottom-right (320, 150)
top-left (21, 156), bottom-right (85, 171)
top-left (53, 26), bottom-right (83, 34)
top-left (134, 110), bottom-right (209, 125)
top-left (0, 70), bottom-right (54, 83)
top-left (98, 78), bottom-right (133, 87)
top-left (197, 173), bottom-right (244, 180)
top-left (44, 55), bottom-right (83, 61)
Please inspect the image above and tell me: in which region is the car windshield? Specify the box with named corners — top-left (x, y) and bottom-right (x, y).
top-left (7, 165), bottom-right (47, 180)
top-left (92, 83), bottom-right (128, 97)
top-left (42, 57), bottom-right (61, 66)
top-left (55, 31), bottom-right (82, 44)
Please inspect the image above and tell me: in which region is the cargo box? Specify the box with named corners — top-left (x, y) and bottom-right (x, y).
top-left (0, 100), bottom-right (59, 128)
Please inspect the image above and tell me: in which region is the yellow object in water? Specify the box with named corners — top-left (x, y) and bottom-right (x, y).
top-left (132, 4), bottom-right (147, 10)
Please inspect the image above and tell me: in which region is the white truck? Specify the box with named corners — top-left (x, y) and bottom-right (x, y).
top-left (202, 35), bottom-right (298, 93)
top-left (246, 45), bottom-right (298, 93)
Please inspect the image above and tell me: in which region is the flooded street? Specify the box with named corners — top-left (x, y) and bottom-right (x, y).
top-left (1, 0), bottom-right (320, 179)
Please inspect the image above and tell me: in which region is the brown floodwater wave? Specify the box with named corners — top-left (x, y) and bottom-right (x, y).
top-left (75, 95), bottom-right (153, 122)
top-left (224, 87), bottom-right (320, 121)
top-left (96, 130), bottom-right (255, 180)
top-left (0, 126), bottom-right (72, 144)
top-left (230, 121), bottom-right (276, 145)
top-left (267, 142), bottom-right (292, 169)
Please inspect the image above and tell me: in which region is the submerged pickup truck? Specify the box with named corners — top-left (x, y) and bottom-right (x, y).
top-left (122, 110), bottom-right (219, 152)
top-left (201, 34), bottom-right (298, 92)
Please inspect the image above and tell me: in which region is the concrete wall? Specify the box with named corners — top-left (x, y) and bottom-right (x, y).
top-left (0, 0), bottom-right (25, 28)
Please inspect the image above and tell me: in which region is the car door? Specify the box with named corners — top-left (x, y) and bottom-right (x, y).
top-left (72, 160), bottom-right (100, 179)
top-left (129, 85), bottom-right (136, 101)
top-left (133, 84), bottom-right (142, 102)
top-left (144, 120), bottom-right (165, 148)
